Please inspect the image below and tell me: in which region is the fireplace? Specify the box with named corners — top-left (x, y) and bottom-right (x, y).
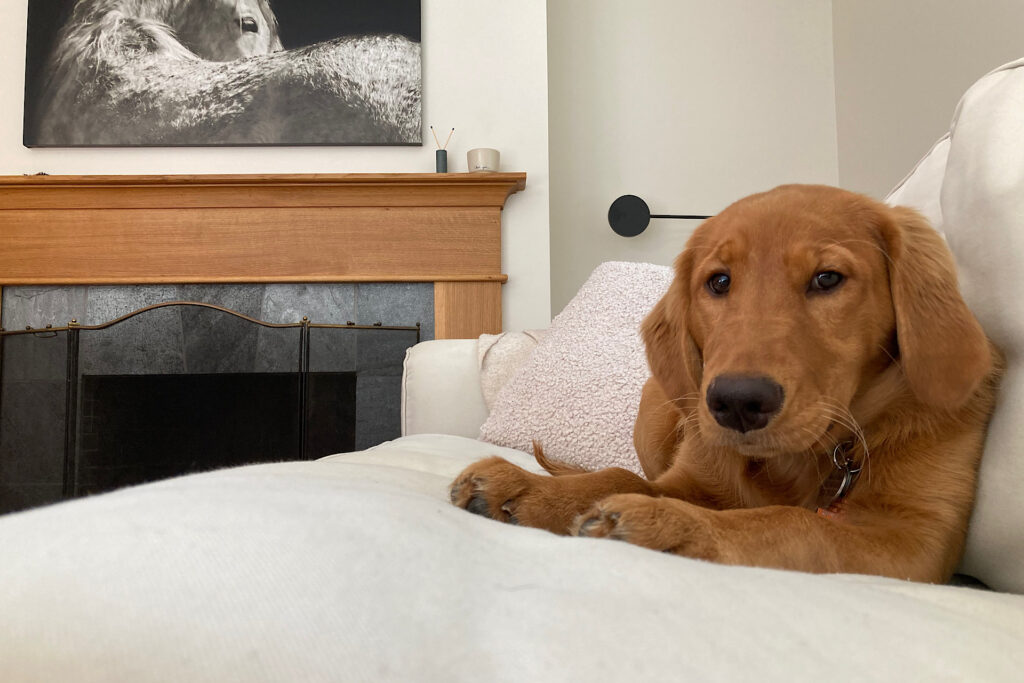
top-left (0, 284), bottom-right (427, 513)
top-left (0, 172), bottom-right (525, 514)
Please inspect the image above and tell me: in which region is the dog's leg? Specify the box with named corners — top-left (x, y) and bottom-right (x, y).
top-left (449, 457), bottom-right (656, 535)
top-left (634, 378), bottom-right (686, 479)
top-left (574, 495), bottom-right (952, 582)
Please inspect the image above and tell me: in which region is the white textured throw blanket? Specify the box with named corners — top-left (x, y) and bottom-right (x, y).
top-left (1, 434), bottom-right (1021, 682)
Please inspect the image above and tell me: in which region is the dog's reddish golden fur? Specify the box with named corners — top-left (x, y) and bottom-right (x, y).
top-left (450, 184), bottom-right (1001, 583)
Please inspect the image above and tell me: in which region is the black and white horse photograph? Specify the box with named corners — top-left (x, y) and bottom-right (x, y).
top-left (23, 0), bottom-right (422, 146)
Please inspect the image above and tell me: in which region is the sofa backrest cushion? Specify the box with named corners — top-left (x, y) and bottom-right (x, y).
top-left (905, 57), bottom-right (1024, 593)
top-left (886, 134), bottom-right (950, 232)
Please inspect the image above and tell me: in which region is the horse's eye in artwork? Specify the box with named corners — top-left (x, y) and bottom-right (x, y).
top-left (239, 16), bottom-right (259, 33)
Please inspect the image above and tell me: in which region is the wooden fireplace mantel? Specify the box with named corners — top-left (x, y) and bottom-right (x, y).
top-left (0, 172), bottom-right (526, 338)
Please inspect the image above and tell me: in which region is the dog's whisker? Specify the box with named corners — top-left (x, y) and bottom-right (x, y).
top-left (653, 393), bottom-right (700, 415)
top-left (876, 343), bottom-right (900, 365)
top-left (817, 406), bottom-right (867, 453)
top-left (822, 399), bottom-right (869, 451)
top-left (680, 413), bottom-right (701, 436)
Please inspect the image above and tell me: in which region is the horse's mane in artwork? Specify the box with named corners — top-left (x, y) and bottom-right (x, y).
top-left (33, 0), bottom-right (420, 145)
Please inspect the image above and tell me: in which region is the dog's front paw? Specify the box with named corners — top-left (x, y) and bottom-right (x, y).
top-left (573, 494), bottom-right (720, 560)
top-left (449, 457), bottom-right (547, 527)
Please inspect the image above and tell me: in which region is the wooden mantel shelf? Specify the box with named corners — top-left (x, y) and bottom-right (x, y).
top-left (0, 172), bottom-right (527, 338)
top-left (0, 172), bottom-right (527, 211)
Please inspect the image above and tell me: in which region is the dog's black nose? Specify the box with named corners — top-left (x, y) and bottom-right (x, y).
top-left (706, 376), bottom-right (784, 433)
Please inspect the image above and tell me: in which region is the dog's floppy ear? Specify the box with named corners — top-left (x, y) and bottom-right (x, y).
top-left (879, 206), bottom-right (992, 410)
top-left (641, 249), bottom-right (703, 410)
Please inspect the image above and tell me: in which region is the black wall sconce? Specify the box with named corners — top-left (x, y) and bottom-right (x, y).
top-left (608, 194), bottom-right (712, 237)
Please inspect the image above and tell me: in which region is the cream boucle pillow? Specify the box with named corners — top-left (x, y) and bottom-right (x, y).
top-left (478, 262), bottom-right (673, 474)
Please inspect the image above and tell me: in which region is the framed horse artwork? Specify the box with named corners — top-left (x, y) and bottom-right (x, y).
top-left (22, 0), bottom-right (422, 146)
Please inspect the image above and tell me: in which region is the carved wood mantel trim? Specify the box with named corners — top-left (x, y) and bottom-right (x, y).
top-left (0, 172), bottom-right (526, 338)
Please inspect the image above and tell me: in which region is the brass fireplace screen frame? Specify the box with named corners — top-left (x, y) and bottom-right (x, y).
top-left (0, 301), bottom-right (421, 499)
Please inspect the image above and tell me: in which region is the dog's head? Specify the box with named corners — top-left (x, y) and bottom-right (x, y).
top-left (642, 184), bottom-right (991, 456)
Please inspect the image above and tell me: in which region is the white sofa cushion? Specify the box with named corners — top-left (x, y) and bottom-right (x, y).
top-left (401, 339), bottom-right (489, 438)
top-left (886, 133), bottom-right (950, 231)
top-left (478, 262), bottom-right (673, 473)
top-left (933, 56), bottom-right (1024, 593)
top-left (1, 433), bottom-right (1021, 682)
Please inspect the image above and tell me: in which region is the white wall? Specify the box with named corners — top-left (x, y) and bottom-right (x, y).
top-left (547, 0), bottom-right (839, 314)
top-left (833, 0), bottom-right (1024, 199)
top-left (0, 0), bottom-right (551, 331)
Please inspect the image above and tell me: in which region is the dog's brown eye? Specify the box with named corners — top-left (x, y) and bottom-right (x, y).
top-left (707, 273), bottom-right (731, 295)
top-left (810, 271), bottom-right (844, 292)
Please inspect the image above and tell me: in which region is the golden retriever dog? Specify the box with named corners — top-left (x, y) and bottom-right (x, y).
top-left (450, 184), bottom-right (1002, 583)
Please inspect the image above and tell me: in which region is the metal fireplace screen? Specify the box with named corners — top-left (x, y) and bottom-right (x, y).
top-left (0, 302), bottom-right (420, 514)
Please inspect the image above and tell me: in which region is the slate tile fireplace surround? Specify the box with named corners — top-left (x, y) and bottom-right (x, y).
top-left (0, 172), bottom-right (526, 514)
top-left (0, 283), bottom-right (429, 513)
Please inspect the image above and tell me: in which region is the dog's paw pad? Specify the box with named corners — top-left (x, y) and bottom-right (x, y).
top-left (573, 506), bottom-right (621, 538)
top-left (465, 494), bottom-right (491, 517)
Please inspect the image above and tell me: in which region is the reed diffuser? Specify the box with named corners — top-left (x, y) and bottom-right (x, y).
top-left (430, 126), bottom-right (454, 173)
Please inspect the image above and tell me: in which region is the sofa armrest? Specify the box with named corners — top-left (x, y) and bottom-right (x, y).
top-left (401, 339), bottom-right (489, 438)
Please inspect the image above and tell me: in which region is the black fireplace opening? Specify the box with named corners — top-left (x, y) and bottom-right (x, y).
top-left (77, 372), bottom-right (357, 496)
top-left (0, 294), bottom-right (426, 515)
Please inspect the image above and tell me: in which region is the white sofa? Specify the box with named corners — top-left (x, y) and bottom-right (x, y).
top-left (0, 337), bottom-right (1021, 682)
top-left (6, 58), bottom-right (1024, 682)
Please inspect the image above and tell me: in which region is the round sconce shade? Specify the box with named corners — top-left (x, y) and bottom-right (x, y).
top-left (607, 194), bottom-right (651, 237)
